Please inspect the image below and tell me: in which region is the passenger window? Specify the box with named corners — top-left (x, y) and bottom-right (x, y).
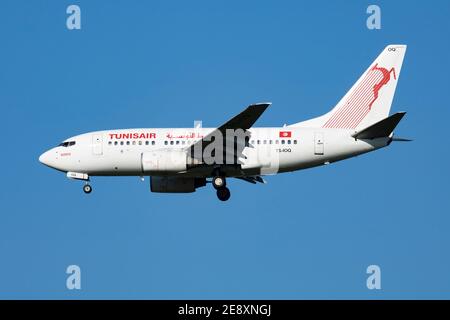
top-left (114, 141), bottom-right (118, 145)
top-left (257, 140), bottom-right (260, 144)
top-left (269, 140), bottom-right (272, 144)
top-left (170, 141), bottom-right (174, 145)
top-left (126, 141), bottom-right (130, 145)
top-left (152, 141), bottom-right (156, 145)
top-left (108, 141), bottom-right (112, 145)
top-left (263, 140), bottom-right (267, 144)
top-left (120, 141), bottom-right (124, 145)
top-left (251, 140), bottom-right (255, 145)
top-left (281, 140), bottom-right (285, 144)
top-left (275, 140), bottom-right (279, 144)
top-left (145, 141), bottom-right (149, 145)
top-left (287, 140), bottom-right (291, 144)
top-left (138, 141), bottom-right (142, 145)
top-left (176, 141), bottom-right (180, 145)
top-left (294, 140), bottom-right (297, 144)
top-left (132, 141), bottom-right (136, 145)
top-left (164, 141), bottom-right (168, 145)
top-left (182, 141), bottom-right (185, 145)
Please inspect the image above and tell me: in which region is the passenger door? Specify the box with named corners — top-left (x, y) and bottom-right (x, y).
top-left (92, 134), bottom-right (103, 155)
top-left (314, 132), bottom-right (324, 155)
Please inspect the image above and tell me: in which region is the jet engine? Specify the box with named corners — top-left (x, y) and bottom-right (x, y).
top-left (141, 150), bottom-right (189, 173)
top-left (150, 176), bottom-right (206, 193)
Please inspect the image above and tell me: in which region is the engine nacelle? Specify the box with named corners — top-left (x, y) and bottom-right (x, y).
top-left (150, 176), bottom-right (206, 193)
top-left (142, 150), bottom-right (187, 173)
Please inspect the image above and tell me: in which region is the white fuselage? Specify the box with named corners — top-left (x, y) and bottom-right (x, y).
top-left (38, 45), bottom-right (407, 200)
top-left (39, 127), bottom-right (389, 177)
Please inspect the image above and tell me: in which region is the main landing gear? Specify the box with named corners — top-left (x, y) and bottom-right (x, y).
top-left (83, 183), bottom-right (92, 194)
top-left (212, 176), bottom-right (226, 189)
top-left (216, 186), bottom-right (230, 201)
top-left (212, 175), bottom-right (230, 201)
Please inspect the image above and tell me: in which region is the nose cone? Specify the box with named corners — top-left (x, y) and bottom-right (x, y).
top-left (39, 150), bottom-right (56, 168)
top-left (39, 150), bottom-right (49, 165)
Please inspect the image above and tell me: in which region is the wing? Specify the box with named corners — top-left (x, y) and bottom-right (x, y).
top-left (188, 102), bottom-right (271, 164)
top-left (235, 175), bottom-right (267, 184)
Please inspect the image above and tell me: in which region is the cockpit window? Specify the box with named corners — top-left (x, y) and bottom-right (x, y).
top-left (59, 141), bottom-right (76, 147)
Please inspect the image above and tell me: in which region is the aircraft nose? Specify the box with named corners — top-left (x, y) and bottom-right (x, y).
top-left (39, 150), bottom-right (55, 168)
top-left (39, 151), bottom-right (48, 165)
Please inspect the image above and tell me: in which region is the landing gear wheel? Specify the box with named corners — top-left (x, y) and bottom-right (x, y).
top-left (83, 184), bottom-right (92, 194)
top-left (212, 176), bottom-right (226, 189)
top-left (216, 187), bottom-right (231, 201)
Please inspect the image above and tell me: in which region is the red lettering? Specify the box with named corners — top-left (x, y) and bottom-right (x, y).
top-left (108, 132), bottom-right (157, 139)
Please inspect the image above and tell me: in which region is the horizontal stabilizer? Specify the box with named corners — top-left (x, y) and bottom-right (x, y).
top-left (352, 112), bottom-right (406, 139)
top-left (391, 136), bottom-right (412, 142)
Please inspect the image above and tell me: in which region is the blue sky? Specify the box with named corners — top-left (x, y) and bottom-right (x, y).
top-left (0, 0), bottom-right (449, 299)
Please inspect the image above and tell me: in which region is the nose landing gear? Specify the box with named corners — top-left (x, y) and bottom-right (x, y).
top-left (66, 172), bottom-right (92, 194)
top-left (83, 183), bottom-right (92, 194)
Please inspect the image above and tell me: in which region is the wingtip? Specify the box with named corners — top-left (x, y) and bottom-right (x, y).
top-left (251, 102), bottom-right (272, 108)
top-left (393, 111), bottom-right (407, 118)
top-left (386, 44), bottom-right (407, 49)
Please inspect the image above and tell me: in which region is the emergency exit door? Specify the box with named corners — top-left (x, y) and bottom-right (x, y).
top-left (314, 132), bottom-right (324, 155)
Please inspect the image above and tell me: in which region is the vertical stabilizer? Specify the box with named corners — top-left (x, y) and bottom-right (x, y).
top-left (290, 45), bottom-right (407, 130)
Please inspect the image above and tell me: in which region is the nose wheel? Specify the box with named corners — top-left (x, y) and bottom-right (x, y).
top-left (83, 183), bottom-right (92, 194)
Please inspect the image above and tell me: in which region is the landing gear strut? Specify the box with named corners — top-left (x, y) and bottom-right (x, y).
top-left (83, 183), bottom-right (92, 194)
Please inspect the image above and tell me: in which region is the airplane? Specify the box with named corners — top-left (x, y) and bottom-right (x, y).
top-left (39, 44), bottom-right (409, 201)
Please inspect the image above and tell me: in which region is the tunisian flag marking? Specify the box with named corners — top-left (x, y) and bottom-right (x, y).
top-left (279, 131), bottom-right (291, 138)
